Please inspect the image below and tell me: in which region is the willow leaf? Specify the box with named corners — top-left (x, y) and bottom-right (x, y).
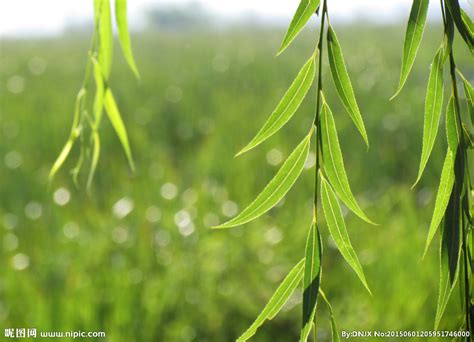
top-left (445, 96), bottom-right (460, 153)
top-left (443, 4), bottom-right (455, 56)
top-left (237, 56), bottom-right (316, 156)
top-left (329, 308), bottom-right (339, 342)
top-left (92, 58), bottom-right (105, 127)
top-left (461, 9), bottom-right (473, 38)
top-left (71, 140), bottom-right (85, 187)
top-left (319, 290), bottom-right (340, 342)
top-left (422, 149), bottom-right (455, 257)
top-left (413, 46), bottom-right (445, 187)
top-left (301, 222), bottom-right (322, 342)
top-left (237, 259), bottom-right (305, 342)
top-left (93, 0), bottom-right (102, 24)
top-left (49, 139), bottom-right (75, 182)
top-left (214, 133), bottom-right (311, 229)
top-left (435, 189), bottom-right (461, 329)
top-left (103, 89), bottom-right (135, 172)
top-left (97, 0), bottom-right (113, 79)
top-left (327, 25), bottom-right (369, 146)
top-left (115, 0), bottom-right (140, 78)
top-left (457, 70), bottom-right (474, 125)
top-left (391, 0), bottom-right (429, 99)
top-left (49, 89), bottom-right (85, 181)
top-left (321, 176), bottom-right (371, 294)
top-left (277, 0), bottom-right (320, 55)
top-left (83, 60), bottom-right (106, 189)
top-left (445, 0), bottom-right (474, 51)
top-left (320, 95), bottom-right (375, 225)
top-left (461, 177), bottom-right (472, 225)
top-left (87, 132), bottom-right (101, 191)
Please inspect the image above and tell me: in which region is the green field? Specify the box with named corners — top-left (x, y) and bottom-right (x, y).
top-left (0, 23), bottom-right (472, 341)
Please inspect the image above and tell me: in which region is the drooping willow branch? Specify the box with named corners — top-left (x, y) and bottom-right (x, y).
top-left (392, 0), bottom-right (473, 334)
top-left (213, 0), bottom-right (375, 340)
top-left (49, 0), bottom-right (139, 189)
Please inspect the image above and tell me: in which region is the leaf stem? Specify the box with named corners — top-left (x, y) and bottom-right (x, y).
top-left (310, 1), bottom-right (328, 335)
top-left (440, 0), bottom-right (472, 333)
top-left (81, 28), bottom-right (99, 91)
top-left (313, 0), bottom-right (328, 220)
top-left (445, 13), bottom-right (472, 338)
top-left (449, 53), bottom-right (471, 337)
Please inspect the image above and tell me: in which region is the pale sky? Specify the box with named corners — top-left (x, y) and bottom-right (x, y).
top-left (0, 0), bottom-right (470, 36)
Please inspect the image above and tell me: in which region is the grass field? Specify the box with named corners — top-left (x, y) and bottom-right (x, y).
top-left (0, 22), bottom-right (473, 341)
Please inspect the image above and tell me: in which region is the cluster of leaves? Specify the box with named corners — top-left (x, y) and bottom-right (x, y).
top-left (392, 0), bottom-right (473, 333)
top-left (214, 0), bottom-right (375, 340)
top-left (49, 0), bottom-right (139, 189)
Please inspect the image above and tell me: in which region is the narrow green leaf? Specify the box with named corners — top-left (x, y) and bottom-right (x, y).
top-left (92, 58), bottom-right (105, 127)
top-left (71, 138), bottom-right (85, 187)
top-left (82, 59), bottom-right (105, 189)
top-left (321, 176), bottom-right (371, 294)
top-left (457, 70), bottom-right (474, 125)
top-left (49, 89), bottom-right (85, 181)
top-left (115, 0), bottom-right (140, 78)
top-left (435, 188), bottom-right (461, 329)
top-left (97, 0), bottom-right (113, 79)
top-left (87, 131), bottom-right (100, 191)
top-left (327, 25), bottom-right (369, 146)
top-left (320, 95), bottom-right (375, 225)
top-left (301, 222), bottom-right (322, 342)
top-left (277, 0), bottom-right (320, 55)
top-left (319, 290), bottom-right (340, 342)
top-left (49, 138), bottom-right (75, 182)
top-left (443, 4), bottom-right (455, 56)
top-left (413, 46), bottom-right (445, 187)
top-left (329, 315), bottom-right (340, 342)
top-left (214, 132), bottom-right (311, 229)
top-left (445, 96), bottom-right (460, 153)
top-left (464, 124), bottom-right (474, 149)
top-left (462, 175), bottom-right (472, 225)
top-left (237, 259), bottom-right (305, 342)
top-left (460, 9), bottom-right (474, 38)
top-left (422, 149), bottom-right (455, 257)
top-left (445, 0), bottom-right (474, 51)
top-left (93, 0), bottom-right (102, 24)
top-left (103, 89), bottom-right (135, 172)
top-left (391, 0), bottom-right (429, 99)
top-left (237, 56), bottom-right (316, 156)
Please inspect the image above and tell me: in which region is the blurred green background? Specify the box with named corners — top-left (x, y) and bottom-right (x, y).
top-left (0, 10), bottom-right (473, 341)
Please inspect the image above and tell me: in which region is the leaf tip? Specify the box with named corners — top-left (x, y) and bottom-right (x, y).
top-left (411, 167), bottom-right (425, 189)
top-left (46, 176), bottom-right (54, 192)
top-left (359, 212), bottom-right (378, 226)
top-left (422, 236), bottom-right (434, 260)
top-left (276, 40), bottom-right (290, 57)
top-left (132, 67), bottom-right (141, 80)
top-left (389, 92), bottom-right (399, 101)
top-left (275, 45), bottom-right (286, 57)
top-left (390, 82), bottom-right (405, 101)
top-left (411, 176), bottom-right (421, 190)
top-left (234, 147), bottom-right (248, 158)
top-left (47, 170), bottom-right (55, 184)
top-left (211, 222), bottom-right (232, 229)
top-left (129, 160), bottom-right (136, 174)
top-left (421, 249), bottom-right (428, 261)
